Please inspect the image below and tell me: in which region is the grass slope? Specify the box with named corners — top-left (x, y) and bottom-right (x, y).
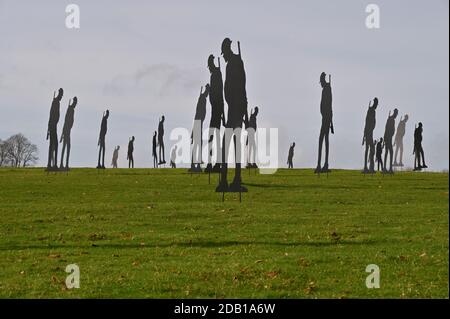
top-left (0, 168), bottom-right (448, 298)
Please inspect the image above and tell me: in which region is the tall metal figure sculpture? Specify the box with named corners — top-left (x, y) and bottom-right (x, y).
top-left (216, 38), bottom-right (248, 193)
top-left (246, 106), bottom-right (259, 169)
top-left (362, 97), bottom-right (378, 173)
top-left (315, 72), bottom-right (333, 174)
top-left (47, 88), bottom-right (63, 170)
top-left (189, 85), bottom-right (209, 173)
top-left (97, 109), bottom-right (109, 169)
top-left (383, 108), bottom-right (398, 173)
top-left (205, 55), bottom-right (225, 174)
top-left (60, 96), bottom-right (77, 170)
top-left (152, 131), bottom-right (158, 168)
top-left (413, 122), bottom-right (428, 171)
top-left (287, 142), bottom-right (295, 169)
top-left (393, 114), bottom-right (409, 167)
top-left (127, 136), bottom-right (135, 168)
top-left (111, 145), bottom-right (120, 168)
top-left (158, 116), bottom-right (166, 165)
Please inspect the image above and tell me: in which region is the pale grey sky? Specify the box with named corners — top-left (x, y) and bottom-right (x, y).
top-left (0, 0), bottom-right (448, 169)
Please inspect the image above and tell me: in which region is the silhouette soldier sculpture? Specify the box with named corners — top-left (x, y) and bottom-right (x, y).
top-left (216, 38), bottom-right (249, 193)
top-left (111, 145), bottom-right (120, 168)
top-left (383, 108), bottom-right (398, 174)
top-left (315, 72), bottom-right (333, 174)
top-left (47, 88), bottom-right (63, 170)
top-left (205, 55), bottom-right (225, 174)
top-left (362, 98), bottom-right (378, 173)
top-left (246, 107), bottom-right (259, 169)
top-left (158, 116), bottom-right (166, 165)
top-left (59, 96), bottom-right (77, 170)
top-left (152, 131), bottom-right (158, 168)
top-left (127, 136), bottom-right (135, 168)
top-left (413, 122), bottom-right (428, 171)
top-left (189, 85), bottom-right (209, 173)
top-left (393, 114), bottom-right (409, 167)
top-left (369, 139), bottom-right (376, 172)
top-left (97, 110), bottom-right (109, 169)
top-left (376, 137), bottom-right (384, 171)
top-left (170, 145), bottom-right (177, 168)
top-left (287, 142), bottom-right (295, 169)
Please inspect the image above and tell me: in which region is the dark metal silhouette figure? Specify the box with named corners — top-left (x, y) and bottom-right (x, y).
top-left (170, 145), bottom-right (177, 168)
top-left (362, 97), bottom-right (378, 173)
top-left (189, 85), bottom-right (209, 173)
top-left (127, 136), bottom-right (135, 168)
top-left (246, 107), bottom-right (259, 169)
top-left (216, 38), bottom-right (249, 193)
top-left (205, 54), bottom-right (225, 174)
top-left (47, 88), bottom-right (63, 169)
top-left (315, 72), bottom-right (333, 174)
top-left (376, 138), bottom-right (384, 171)
top-left (287, 142), bottom-right (295, 169)
top-left (383, 108), bottom-right (398, 173)
top-left (393, 114), bottom-right (409, 167)
top-left (368, 139), bottom-right (376, 173)
top-left (152, 131), bottom-right (158, 168)
top-left (111, 145), bottom-right (120, 168)
top-left (158, 116), bottom-right (166, 165)
top-left (413, 122), bottom-right (428, 171)
top-left (97, 109), bottom-right (109, 169)
top-left (59, 96), bottom-right (77, 170)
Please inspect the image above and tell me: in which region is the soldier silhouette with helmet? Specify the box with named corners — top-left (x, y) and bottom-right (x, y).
top-left (216, 38), bottom-right (249, 193)
top-left (205, 54), bottom-right (225, 174)
top-left (362, 97), bottom-right (378, 173)
top-left (60, 96), bottom-right (77, 170)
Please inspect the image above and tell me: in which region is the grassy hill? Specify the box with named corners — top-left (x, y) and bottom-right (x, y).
top-left (0, 168), bottom-right (448, 298)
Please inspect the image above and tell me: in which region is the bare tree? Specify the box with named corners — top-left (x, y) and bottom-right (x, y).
top-left (2, 134), bottom-right (39, 167)
top-left (22, 142), bottom-right (39, 167)
top-left (0, 139), bottom-right (8, 166)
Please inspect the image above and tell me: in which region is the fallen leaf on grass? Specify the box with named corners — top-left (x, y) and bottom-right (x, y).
top-left (304, 281), bottom-right (316, 294)
top-left (266, 271), bottom-right (279, 279)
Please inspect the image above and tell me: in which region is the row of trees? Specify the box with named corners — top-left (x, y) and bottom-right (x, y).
top-left (0, 134), bottom-right (39, 167)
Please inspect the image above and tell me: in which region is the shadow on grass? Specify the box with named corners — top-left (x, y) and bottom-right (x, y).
top-left (244, 182), bottom-right (365, 190)
top-left (0, 239), bottom-right (382, 251)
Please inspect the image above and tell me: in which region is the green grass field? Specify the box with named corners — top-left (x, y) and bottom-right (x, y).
top-left (0, 168), bottom-right (448, 298)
